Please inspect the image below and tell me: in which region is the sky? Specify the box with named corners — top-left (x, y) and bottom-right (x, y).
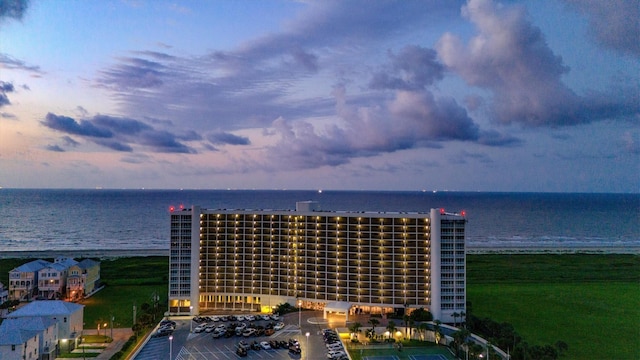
top-left (0, 0), bottom-right (638, 192)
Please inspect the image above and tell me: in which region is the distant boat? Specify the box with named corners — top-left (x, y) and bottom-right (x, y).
top-left (318, 189), bottom-right (322, 193)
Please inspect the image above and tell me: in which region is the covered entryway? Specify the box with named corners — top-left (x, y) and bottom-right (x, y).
top-left (323, 301), bottom-right (351, 322)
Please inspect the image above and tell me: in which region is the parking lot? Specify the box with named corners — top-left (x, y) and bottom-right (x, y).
top-left (135, 311), bottom-right (346, 360)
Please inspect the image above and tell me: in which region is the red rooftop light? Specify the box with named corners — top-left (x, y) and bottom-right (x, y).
top-left (440, 208), bottom-right (445, 215)
top-left (169, 206), bottom-right (175, 212)
top-left (460, 210), bottom-right (467, 217)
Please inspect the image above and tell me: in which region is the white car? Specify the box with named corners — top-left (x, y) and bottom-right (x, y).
top-left (205, 324), bottom-right (217, 333)
top-left (273, 322), bottom-right (285, 331)
top-left (242, 328), bottom-right (256, 337)
top-left (326, 344), bottom-right (343, 350)
top-left (237, 315), bottom-right (245, 321)
top-left (270, 314), bottom-right (280, 320)
top-left (211, 316), bottom-right (220, 322)
top-left (260, 341), bottom-right (271, 350)
top-left (261, 314), bottom-right (271, 321)
top-left (246, 315), bottom-right (256, 321)
top-left (194, 324), bottom-right (207, 333)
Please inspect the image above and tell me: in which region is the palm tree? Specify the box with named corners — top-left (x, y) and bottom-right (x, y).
top-left (418, 323), bottom-right (429, 341)
top-left (460, 311), bottom-right (466, 328)
top-left (434, 320), bottom-right (443, 345)
top-left (386, 321), bottom-right (396, 340)
top-left (407, 318), bottom-right (415, 339)
top-left (452, 312), bottom-right (459, 327)
top-left (348, 322), bottom-right (362, 341)
top-left (368, 318), bottom-right (379, 341)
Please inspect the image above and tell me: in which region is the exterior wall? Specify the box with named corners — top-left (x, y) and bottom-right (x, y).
top-left (0, 282), bottom-right (8, 303)
top-left (38, 266), bottom-right (66, 300)
top-left (169, 204), bottom-right (466, 322)
top-left (66, 265), bottom-right (84, 300)
top-left (0, 333), bottom-right (40, 360)
top-left (168, 208), bottom-right (195, 314)
top-left (83, 263), bottom-right (100, 294)
top-left (9, 270), bottom-right (36, 301)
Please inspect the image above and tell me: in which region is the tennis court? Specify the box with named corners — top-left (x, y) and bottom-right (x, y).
top-left (357, 346), bottom-right (455, 360)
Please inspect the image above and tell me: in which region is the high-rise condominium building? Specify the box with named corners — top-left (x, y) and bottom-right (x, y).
top-left (168, 201), bottom-right (466, 323)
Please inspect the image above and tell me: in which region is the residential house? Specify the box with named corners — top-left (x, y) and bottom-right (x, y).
top-left (0, 327), bottom-right (40, 360)
top-left (0, 281), bottom-right (8, 304)
top-left (66, 259), bottom-right (101, 300)
top-left (4, 300), bottom-right (84, 350)
top-left (37, 257), bottom-right (78, 300)
top-left (8, 260), bottom-right (51, 301)
top-left (0, 317), bottom-right (58, 360)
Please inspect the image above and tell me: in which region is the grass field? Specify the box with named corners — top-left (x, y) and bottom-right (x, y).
top-left (467, 254), bottom-right (640, 360)
top-left (1, 254), bottom-right (637, 359)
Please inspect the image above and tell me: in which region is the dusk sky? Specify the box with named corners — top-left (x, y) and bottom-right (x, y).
top-left (0, 0), bottom-right (638, 192)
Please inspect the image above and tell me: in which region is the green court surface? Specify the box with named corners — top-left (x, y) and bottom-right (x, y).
top-left (351, 346), bottom-right (455, 360)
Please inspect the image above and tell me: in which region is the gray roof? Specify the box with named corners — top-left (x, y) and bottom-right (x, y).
top-left (0, 316), bottom-right (57, 332)
top-left (11, 259), bottom-right (51, 273)
top-left (6, 300), bottom-right (83, 318)
top-left (78, 259), bottom-right (100, 269)
top-left (0, 327), bottom-right (39, 345)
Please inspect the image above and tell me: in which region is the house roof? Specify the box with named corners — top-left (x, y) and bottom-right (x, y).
top-left (11, 259), bottom-right (52, 273)
top-left (6, 300), bottom-right (84, 318)
top-left (39, 262), bottom-right (69, 273)
top-left (0, 327), bottom-right (39, 345)
top-left (78, 259), bottom-right (99, 269)
top-left (0, 316), bottom-right (57, 332)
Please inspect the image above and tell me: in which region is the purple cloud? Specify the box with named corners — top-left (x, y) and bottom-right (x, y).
top-left (207, 132), bottom-right (251, 146)
top-left (41, 113), bottom-right (196, 154)
top-left (436, 0), bottom-right (639, 127)
top-left (562, 0), bottom-right (640, 57)
top-left (0, 0), bottom-right (29, 22)
top-left (370, 46), bottom-right (444, 91)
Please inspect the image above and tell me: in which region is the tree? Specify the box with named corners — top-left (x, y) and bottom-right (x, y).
top-left (407, 318), bottom-right (415, 339)
top-left (460, 311), bottom-right (466, 328)
top-left (555, 340), bottom-right (568, 356)
top-left (348, 322), bottom-right (362, 341)
top-left (452, 312), bottom-right (459, 327)
top-left (368, 318), bottom-right (379, 341)
top-left (453, 328), bottom-right (471, 358)
top-left (418, 323), bottom-right (429, 341)
top-left (386, 321), bottom-right (396, 340)
top-left (410, 307), bottom-right (433, 322)
top-left (434, 320), bottom-right (443, 345)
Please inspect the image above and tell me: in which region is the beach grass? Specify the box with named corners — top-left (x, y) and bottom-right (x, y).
top-left (467, 254), bottom-right (640, 360)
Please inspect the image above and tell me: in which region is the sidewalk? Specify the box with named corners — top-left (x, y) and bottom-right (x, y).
top-left (55, 328), bottom-right (133, 360)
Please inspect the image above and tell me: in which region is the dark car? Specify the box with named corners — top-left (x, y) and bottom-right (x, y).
top-left (289, 345), bottom-right (301, 354)
top-left (236, 347), bottom-right (248, 357)
top-left (269, 340), bottom-right (279, 349)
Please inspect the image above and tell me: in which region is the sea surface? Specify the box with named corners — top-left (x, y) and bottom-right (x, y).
top-left (0, 189), bottom-right (638, 253)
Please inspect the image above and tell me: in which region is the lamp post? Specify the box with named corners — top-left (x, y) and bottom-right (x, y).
top-left (305, 332), bottom-right (310, 360)
top-left (298, 299), bottom-right (302, 328)
top-left (110, 316), bottom-right (114, 340)
top-left (189, 305), bottom-right (193, 332)
top-left (169, 335), bottom-right (173, 360)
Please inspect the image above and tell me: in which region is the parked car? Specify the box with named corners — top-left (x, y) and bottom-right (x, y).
top-left (270, 314), bottom-right (280, 320)
top-left (265, 328), bottom-right (275, 336)
top-left (260, 341), bottom-right (271, 350)
top-left (261, 314), bottom-right (271, 321)
top-left (327, 351), bottom-right (346, 359)
top-left (194, 324), bottom-right (207, 333)
top-left (242, 328), bottom-right (257, 337)
top-left (236, 347), bottom-right (248, 357)
top-left (289, 345), bottom-right (302, 354)
top-left (273, 322), bottom-right (285, 331)
top-left (238, 340), bottom-right (250, 350)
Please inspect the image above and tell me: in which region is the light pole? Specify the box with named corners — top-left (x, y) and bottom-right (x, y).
top-left (110, 316), bottom-right (114, 340)
top-left (298, 299), bottom-right (302, 328)
top-left (169, 335), bottom-right (173, 360)
top-left (189, 305), bottom-right (193, 332)
top-left (305, 332), bottom-right (310, 360)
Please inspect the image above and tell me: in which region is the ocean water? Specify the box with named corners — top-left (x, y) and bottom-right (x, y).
top-left (0, 189), bottom-right (638, 252)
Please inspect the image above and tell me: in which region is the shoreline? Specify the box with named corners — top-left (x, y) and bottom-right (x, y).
top-left (0, 246), bottom-right (638, 259)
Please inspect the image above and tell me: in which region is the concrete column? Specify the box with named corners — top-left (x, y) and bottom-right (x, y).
top-left (430, 209), bottom-right (441, 322)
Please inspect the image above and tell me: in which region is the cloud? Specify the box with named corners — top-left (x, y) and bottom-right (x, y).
top-left (561, 0), bottom-right (640, 57)
top-left (0, 0), bottom-right (29, 22)
top-left (61, 136), bottom-right (80, 147)
top-left (436, 0), bottom-right (639, 127)
top-left (369, 46), bottom-right (444, 91)
top-left (0, 81), bottom-right (14, 107)
top-left (41, 112), bottom-right (196, 154)
top-left (0, 53), bottom-right (43, 75)
top-left (45, 144), bottom-right (65, 152)
top-left (207, 132), bottom-right (251, 146)
top-left (1, 112), bottom-right (17, 120)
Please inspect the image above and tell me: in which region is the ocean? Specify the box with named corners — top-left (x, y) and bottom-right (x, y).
top-left (0, 189), bottom-right (638, 253)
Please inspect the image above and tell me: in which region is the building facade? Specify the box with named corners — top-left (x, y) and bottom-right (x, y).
top-left (9, 259), bottom-right (51, 301)
top-left (67, 259), bottom-right (101, 300)
top-left (168, 202), bottom-right (466, 323)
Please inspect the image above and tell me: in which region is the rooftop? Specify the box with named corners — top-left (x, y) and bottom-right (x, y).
top-left (6, 300), bottom-right (84, 318)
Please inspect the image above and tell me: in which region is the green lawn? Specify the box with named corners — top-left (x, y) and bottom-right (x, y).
top-left (81, 257), bottom-right (168, 329)
top-left (467, 254), bottom-right (640, 360)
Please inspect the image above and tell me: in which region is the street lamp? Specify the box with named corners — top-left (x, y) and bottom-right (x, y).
top-left (298, 299), bottom-right (302, 328)
top-left (189, 305), bottom-right (194, 332)
top-left (169, 335), bottom-right (173, 360)
top-left (305, 332), bottom-right (310, 360)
